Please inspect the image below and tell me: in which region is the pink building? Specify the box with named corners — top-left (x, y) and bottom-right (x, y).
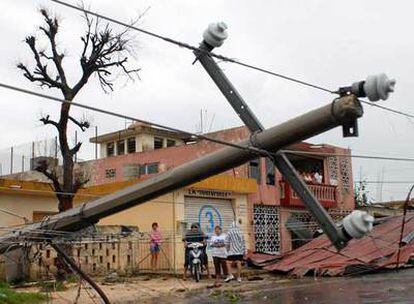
top-left (88, 123), bottom-right (354, 253)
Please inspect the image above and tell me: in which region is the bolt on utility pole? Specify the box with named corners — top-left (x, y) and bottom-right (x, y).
top-left (194, 22), bottom-right (391, 249)
top-left (0, 94), bottom-right (365, 254)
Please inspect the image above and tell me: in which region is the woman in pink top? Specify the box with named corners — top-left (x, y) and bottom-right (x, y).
top-left (150, 222), bottom-right (162, 271)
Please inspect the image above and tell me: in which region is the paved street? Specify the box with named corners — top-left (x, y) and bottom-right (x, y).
top-left (161, 268), bottom-right (414, 304)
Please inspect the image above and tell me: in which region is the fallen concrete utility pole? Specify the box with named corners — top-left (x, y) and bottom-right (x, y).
top-left (0, 95), bottom-right (362, 253)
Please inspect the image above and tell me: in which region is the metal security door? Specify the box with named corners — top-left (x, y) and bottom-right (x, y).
top-left (184, 197), bottom-right (235, 235)
top-left (253, 205), bottom-right (280, 254)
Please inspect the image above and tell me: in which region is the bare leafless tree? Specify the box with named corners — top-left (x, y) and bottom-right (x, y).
top-left (18, 8), bottom-right (140, 212)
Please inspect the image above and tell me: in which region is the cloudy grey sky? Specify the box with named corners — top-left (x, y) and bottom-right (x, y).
top-left (0, 0), bottom-right (413, 201)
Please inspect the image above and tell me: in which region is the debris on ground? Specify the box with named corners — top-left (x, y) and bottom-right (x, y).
top-left (103, 271), bottom-right (124, 284)
top-left (255, 215), bottom-right (414, 277)
top-left (247, 276), bottom-right (264, 281)
top-left (246, 253), bottom-right (281, 268)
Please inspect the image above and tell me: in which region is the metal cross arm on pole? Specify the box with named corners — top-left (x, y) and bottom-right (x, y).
top-left (0, 95), bottom-right (362, 254)
top-left (193, 22), bottom-right (376, 250)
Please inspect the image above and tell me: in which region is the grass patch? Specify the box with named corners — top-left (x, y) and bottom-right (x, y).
top-left (66, 275), bottom-right (78, 284)
top-left (0, 281), bottom-right (47, 304)
top-left (209, 290), bottom-right (242, 303)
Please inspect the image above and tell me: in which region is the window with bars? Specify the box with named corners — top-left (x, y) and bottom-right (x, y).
top-left (105, 168), bottom-right (116, 178)
top-left (154, 137), bottom-right (163, 149)
top-left (117, 140), bottom-right (125, 155)
top-left (106, 142), bottom-right (115, 157)
top-left (139, 163), bottom-right (159, 175)
top-left (139, 165), bottom-right (146, 176)
top-left (127, 137), bottom-right (136, 153)
top-left (147, 163), bottom-right (159, 174)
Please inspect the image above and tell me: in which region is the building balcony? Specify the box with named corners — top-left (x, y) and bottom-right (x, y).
top-left (279, 181), bottom-right (337, 209)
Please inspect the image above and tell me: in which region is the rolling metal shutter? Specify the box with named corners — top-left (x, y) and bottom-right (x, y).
top-left (184, 197), bottom-right (235, 235)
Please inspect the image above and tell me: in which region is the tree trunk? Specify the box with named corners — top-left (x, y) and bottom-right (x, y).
top-left (55, 101), bottom-right (75, 280)
top-left (58, 101), bottom-right (74, 211)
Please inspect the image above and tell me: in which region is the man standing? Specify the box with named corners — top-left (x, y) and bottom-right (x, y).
top-left (182, 223), bottom-right (210, 279)
top-left (225, 221), bottom-right (246, 283)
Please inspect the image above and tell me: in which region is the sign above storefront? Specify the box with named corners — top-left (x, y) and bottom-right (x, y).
top-left (186, 188), bottom-right (232, 199)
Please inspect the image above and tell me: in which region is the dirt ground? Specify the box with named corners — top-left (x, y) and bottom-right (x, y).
top-left (14, 270), bottom-right (282, 303)
top-left (13, 268), bottom-right (414, 303)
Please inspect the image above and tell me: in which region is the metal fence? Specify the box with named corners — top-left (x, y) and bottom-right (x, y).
top-left (27, 233), bottom-right (179, 280)
top-left (0, 138), bottom-right (60, 176)
top-left (0, 125), bottom-right (105, 176)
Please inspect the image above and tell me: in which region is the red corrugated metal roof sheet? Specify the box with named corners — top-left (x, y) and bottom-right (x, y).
top-left (263, 214), bottom-right (414, 277)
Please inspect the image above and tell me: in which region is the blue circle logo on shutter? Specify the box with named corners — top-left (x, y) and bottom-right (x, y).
top-left (198, 205), bottom-right (222, 234)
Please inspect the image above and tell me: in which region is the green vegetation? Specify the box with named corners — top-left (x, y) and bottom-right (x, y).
top-left (66, 275), bottom-right (78, 284)
top-left (209, 289), bottom-right (242, 303)
top-left (0, 282), bottom-right (47, 304)
top-left (355, 179), bottom-right (372, 207)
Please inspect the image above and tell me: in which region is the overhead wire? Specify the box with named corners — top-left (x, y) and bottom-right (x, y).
top-left (354, 181), bottom-right (414, 184)
top-left (359, 99), bottom-right (414, 120)
top-left (281, 150), bottom-right (414, 162)
top-left (48, 0), bottom-right (414, 120)
top-left (1, 83), bottom-right (414, 165)
top-left (0, 82), bottom-right (269, 158)
top-left (0, 3), bottom-right (411, 161)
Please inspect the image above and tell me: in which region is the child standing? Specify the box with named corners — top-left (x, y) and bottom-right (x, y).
top-left (150, 222), bottom-right (162, 271)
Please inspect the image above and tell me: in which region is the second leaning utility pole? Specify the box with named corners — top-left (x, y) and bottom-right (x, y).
top-left (193, 22), bottom-right (392, 249)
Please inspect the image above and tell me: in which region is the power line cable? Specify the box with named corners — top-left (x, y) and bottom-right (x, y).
top-left (0, 82), bottom-right (267, 156)
top-left (359, 99), bottom-right (414, 120)
top-left (281, 150), bottom-right (414, 162)
top-left (354, 181), bottom-right (414, 184)
top-left (49, 1), bottom-right (414, 121)
top-left (2, 82), bottom-right (414, 165)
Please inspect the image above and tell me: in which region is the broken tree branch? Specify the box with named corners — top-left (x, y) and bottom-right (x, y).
top-left (68, 116), bottom-right (90, 131)
top-left (40, 114), bottom-right (60, 129)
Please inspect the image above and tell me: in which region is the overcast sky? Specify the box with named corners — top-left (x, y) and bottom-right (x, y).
top-left (0, 0), bottom-right (413, 201)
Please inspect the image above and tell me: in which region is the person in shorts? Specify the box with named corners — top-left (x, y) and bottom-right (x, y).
top-left (210, 225), bottom-right (228, 287)
top-left (149, 222), bottom-right (162, 271)
top-left (225, 221), bottom-right (246, 283)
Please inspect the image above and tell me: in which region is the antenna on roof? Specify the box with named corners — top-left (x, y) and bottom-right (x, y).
top-left (208, 113), bottom-right (216, 132)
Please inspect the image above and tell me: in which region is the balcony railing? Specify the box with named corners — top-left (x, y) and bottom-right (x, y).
top-left (279, 181), bottom-right (337, 208)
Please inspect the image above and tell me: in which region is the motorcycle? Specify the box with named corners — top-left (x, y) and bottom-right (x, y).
top-left (187, 242), bottom-right (204, 282)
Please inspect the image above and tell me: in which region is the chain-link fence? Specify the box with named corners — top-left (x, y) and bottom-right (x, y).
top-left (0, 125), bottom-right (104, 177)
top-left (0, 138), bottom-right (60, 176)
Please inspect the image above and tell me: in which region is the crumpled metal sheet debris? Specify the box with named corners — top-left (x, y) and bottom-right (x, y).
top-left (257, 215), bottom-right (414, 277)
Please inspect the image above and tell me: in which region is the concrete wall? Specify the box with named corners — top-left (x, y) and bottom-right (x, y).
top-left (0, 193), bottom-right (58, 230)
top-left (96, 194), bottom-right (175, 232)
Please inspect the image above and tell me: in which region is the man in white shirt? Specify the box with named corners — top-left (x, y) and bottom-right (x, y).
top-left (210, 226), bottom-right (228, 287)
top-left (314, 171), bottom-right (323, 184)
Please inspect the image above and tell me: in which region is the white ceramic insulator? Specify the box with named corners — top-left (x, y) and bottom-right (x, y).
top-left (203, 22), bottom-right (228, 48)
top-left (364, 73), bottom-right (396, 102)
top-left (343, 210), bottom-right (374, 239)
